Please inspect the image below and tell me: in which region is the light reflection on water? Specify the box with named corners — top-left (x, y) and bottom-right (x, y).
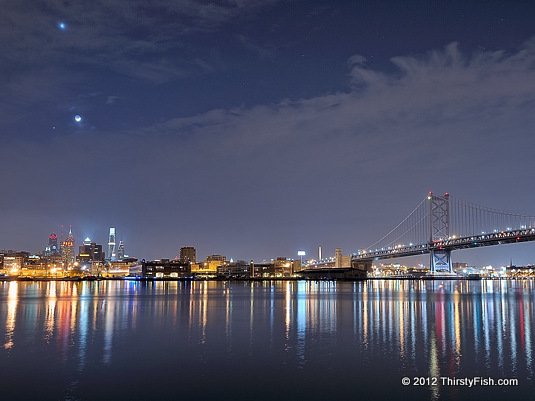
top-left (0, 279), bottom-right (534, 401)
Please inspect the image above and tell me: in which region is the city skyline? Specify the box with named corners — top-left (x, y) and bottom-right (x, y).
top-left (3, 222), bottom-right (535, 270)
top-left (2, 1), bottom-right (535, 265)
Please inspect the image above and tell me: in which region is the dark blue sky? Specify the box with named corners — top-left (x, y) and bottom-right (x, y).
top-left (2, 0), bottom-right (535, 266)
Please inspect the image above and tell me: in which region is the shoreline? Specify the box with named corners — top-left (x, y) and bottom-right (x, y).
top-left (1, 276), bottom-right (533, 282)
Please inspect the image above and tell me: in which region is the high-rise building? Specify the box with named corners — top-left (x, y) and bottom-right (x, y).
top-left (180, 247), bottom-right (196, 263)
top-left (117, 240), bottom-right (125, 261)
top-left (61, 227), bottom-right (75, 267)
top-left (45, 233), bottom-right (59, 256)
top-left (108, 227), bottom-right (116, 261)
top-left (49, 233), bottom-right (59, 255)
top-left (77, 237), bottom-right (105, 264)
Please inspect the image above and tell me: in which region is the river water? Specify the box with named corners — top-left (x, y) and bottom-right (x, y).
top-left (0, 279), bottom-right (533, 400)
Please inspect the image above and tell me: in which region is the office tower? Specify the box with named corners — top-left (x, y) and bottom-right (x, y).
top-left (180, 247), bottom-right (196, 263)
top-left (77, 237), bottom-right (105, 264)
top-left (108, 227), bottom-right (116, 261)
top-left (61, 227), bottom-right (75, 267)
top-left (82, 237), bottom-right (91, 247)
top-left (49, 233), bottom-right (59, 255)
top-left (117, 240), bottom-right (125, 261)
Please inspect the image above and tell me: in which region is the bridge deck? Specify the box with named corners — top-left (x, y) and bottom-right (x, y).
top-left (352, 228), bottom-right (535, 262)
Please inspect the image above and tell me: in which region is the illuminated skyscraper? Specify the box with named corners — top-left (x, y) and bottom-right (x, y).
top-left (108, 227), bottom-right (116, 261)
top-left (44, 233), bottom-right (59, 256)
top-left (117, 240), bottom-right (125, 261)
top-left (49, 233), bottom-right (59, 254)
top-left (77, 237), bottom-right (105, 264)
top-left (61, 227), bottom-right (75, 267)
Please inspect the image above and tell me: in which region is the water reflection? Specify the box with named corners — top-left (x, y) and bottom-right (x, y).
top-left (4, 281), bottom-right (17, 349)
top-left (0, 279), bottom-right (533, 400)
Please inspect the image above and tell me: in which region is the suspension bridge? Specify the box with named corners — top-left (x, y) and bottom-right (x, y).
top-left (350, 192), bottom-right (535, 274)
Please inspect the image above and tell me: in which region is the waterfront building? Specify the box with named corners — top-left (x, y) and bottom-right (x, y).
top-left (27, 254), bottom-right (45, 268)
top-left (250, 257), bottom-right (297, 278)
top-left (108, 227), bottom-right (117, 261)
top-left (47, 254), bottom-right (64, 274)
top-left (180, 246), bottom-right (196, 263)
top-left (85, 261), bottom-right (105, 277)
top-left (0, 253), bottom-right (27, 276)
top-left (22, 254), bottom-right (58, 277)
top-left (105, 259), bottom-right (137, 277)
top-left (272, 257), bottom-right (295, 277)
top-left (192, 255), bottom-right (228, 277)
top-left (452, 262), bottom-right (469, 272)
top-left (372, 263), bottom-right (410, 277)
top-left (506, 265), bottom-right (535, 277)
top-left (304, 248), bottom-right (350, 270)
top-left (335, 248), bottom-right (351, 268)
top-left (217, 261), bottom-right (251, 278)
top-left (302, 257), bottom-right (335, 270)
top-left (0, 250), bottom-right (68, 277)
top-left (141, 259), bottom-right (191, 278)
top-left (128, 261), bottom-right (142, 276)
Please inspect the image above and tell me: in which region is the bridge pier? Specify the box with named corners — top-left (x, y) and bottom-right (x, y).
top-left (430, 248), bottom-right (452, 273)
top-left (352, 260), bottom-right (373, 274)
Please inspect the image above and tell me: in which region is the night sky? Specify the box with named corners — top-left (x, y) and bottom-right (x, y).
top-left (2, 0), bottom-right (535, 266)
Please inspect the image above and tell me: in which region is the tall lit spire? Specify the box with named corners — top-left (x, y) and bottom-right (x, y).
top-left (61, 225), bottom-right (75, 267)
top-left (108, 227), bottom-right (116, 261)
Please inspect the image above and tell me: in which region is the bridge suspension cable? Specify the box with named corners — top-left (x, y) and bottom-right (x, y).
top-left (448, 195), bottom-right (535, 238)
top-left (361, 193), bottom-right (535, 254)
top-left (364, 197), bottom-right (429, 252)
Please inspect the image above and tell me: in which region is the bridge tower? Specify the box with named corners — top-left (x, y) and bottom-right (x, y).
top-left (428, 192), bottom-right (452, 273)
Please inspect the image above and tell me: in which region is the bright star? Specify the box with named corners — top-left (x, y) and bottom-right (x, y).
top-left (58, 22), bottom-right (66, 30)
top-left (74, 115), bottom-right (82, 122)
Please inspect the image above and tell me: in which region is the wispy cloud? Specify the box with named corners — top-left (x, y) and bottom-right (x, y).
top-left (142, 39), bottom-right (535, 155)
top-left (2, 38), bottom-right (535, 259)
top-left (0, 0), bottom-right (282, 111)
top-left (121, 38), bottom-right (535, 225)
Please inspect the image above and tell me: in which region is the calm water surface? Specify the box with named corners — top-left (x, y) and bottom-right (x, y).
top-left (1, 279), bottom-right (533, 400)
